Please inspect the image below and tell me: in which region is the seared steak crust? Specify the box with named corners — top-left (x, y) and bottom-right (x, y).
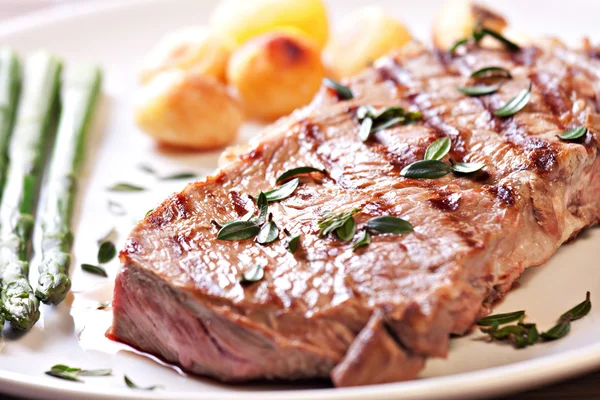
top-left (110, 40), bottom-right (600, 386)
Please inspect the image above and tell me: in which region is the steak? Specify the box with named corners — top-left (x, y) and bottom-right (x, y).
top-left (109, 39), bottom-right (600, 387)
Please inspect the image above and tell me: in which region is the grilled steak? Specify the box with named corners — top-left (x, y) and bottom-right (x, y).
top-left (109, 40), bottom-right (600, 386)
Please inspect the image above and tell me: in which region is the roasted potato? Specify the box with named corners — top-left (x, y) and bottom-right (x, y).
top-left (432, 0), bottom-right (507, 50)
top-left (135, 70), bottom-right (244, 150)
top-left (139, 27), bottom-right (234, 84)
top-left (227, 30), bottom-right (325, 120)
top-left (323, 7), bottom-right (412, 79)
top-left (210, 0), bottom-right (329, 50)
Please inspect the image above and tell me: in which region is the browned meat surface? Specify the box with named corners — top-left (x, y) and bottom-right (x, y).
top-left (109, 40), bottom-right (600, 386)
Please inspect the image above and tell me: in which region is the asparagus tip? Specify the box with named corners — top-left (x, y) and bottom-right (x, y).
top-left (1, 274), bottom-right (40, 331)
top-left (36, 270), bottom-right (71, 305)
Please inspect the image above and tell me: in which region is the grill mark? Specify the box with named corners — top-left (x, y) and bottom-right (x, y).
top-left (529, 71), bottom-right (570, 130)
top-left (148, 193), bottom-right (191, 227)
top-left (524, 138), bottom-right (558, 173)
top-left (486, 184), bottom-right (517, 206)
top-left (229, 191), bottom-right (250, 217)
top-left (379, 55), bottom-right (473, 161)
top-left (428, 190), bottom-right (461, 211)
top-left (392, 46), bottom-right (563, 188)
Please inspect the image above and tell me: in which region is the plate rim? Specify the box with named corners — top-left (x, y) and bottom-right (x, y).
top-left (1, 1), bottom-right (600, 399)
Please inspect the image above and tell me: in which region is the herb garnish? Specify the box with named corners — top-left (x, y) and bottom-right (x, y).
top-left (352, 230), bottom-right (371, 250)
top-left (335, 216), bottom-right (356, 241)
top-left (458, 83), bottom-right (503, 97)
top-left (449, 38), bottom-right (469, 54)
top-left (452, 162), bottom-right (485, 174)
top-left (81, 263), bottom-right (108, 277)
top-left (494, 82), bottom-right (532, 117)
top-left (458, 66), bottom-right (512, 96)
top-left (470, 66), bottom-right (512, 80)
top-left (217, 193), bottom-right (282, 242)
top-left (256, 192), bottom-right (268, 224)
top-left (558, 126), bottom-right (587, 141)
top-left (239, 264), bottom-right (265, 284)
top-left (124, 375), bottom-right (162, 391)
top-left (477, 310), bottom-right (525, 326)
top-left (450, 24), bottom-right (520, 54)
top-left (276, 166), bottom-right (326, 183)
top-left (263, 178), bottom-right (299, 202)
top-left (318, 209), bottom-right (361, 241)
top-left (323, 78), bottom-right (353, 100)
top-left (542, 291), bottom-right (591, 341)
top-left (401, 138), bottom-right (484, 179)
top-left (256, 218), bottom-right (279, 244)
top-left (478, 292), bottom-right (591, 348)
top-left (45, 364), bottom-right (112, 382)
top-left (424, 137), bottom-right (451, 161)
top-left (107, 183), bottom-right (145, 192)
top-left (355, 105), bottom-right (422, 141)
top-left (401, 160), bottom-right (452, 179)
top-left (97, 241), bottom-right (116, 264)
top-left (287, 234), bottom-right (301, 253)
top-left (217, 220), bottom-right (260, 241)
top-left (365, 216), bottom-right (414, 234)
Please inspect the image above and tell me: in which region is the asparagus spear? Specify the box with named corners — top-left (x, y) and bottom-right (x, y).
top-left (0, 52), bottom-right (61, 330)
top-left (36, 65), bottom-right (102, 305)
top-left (0, 48), bottom-right (22, 331)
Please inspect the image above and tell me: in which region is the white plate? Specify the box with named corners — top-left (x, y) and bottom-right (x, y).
top-left (1, 0), bottom-right (600, 399)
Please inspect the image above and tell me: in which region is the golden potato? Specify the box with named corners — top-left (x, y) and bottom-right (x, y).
top-left (139, 26), bottom-right (234, 84)
top-left (323, 7), bottom-right (412, 79)
top-left (432, 0), bottom-right (507, 50)
top-left (210, 0), bottom-right (329, 50)
top-left (135, 70), bottom-right (244, 150)
top-left (227, 30), bottom-right (325, 120)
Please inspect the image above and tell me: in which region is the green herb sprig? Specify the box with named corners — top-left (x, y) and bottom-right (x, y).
top-left (124, 375), bottom-right (162, 391)
top-left (276, 166), bottom-right (326, 183)
top-left (217, 193), bottom-right (281, 243)
top-left (450, 24), bottom-right (520, 54)
top-left (494, 82), bottom-right (532, 117)
top-left (318, 209), bottom-right (360, 240)
top-left (401, 137), bottom-right (485, 179)
top-left (107, 183), bottom-right (145, 192)
top-left (45, 364), bottom-right (112, 382)
top-left (82, 230), bottom-right (118, 277)
top-left (478, 292), bottom-right (591, 348)
top-left (558, 126), bottom-right (587, 141)
top-left (287, 234), bottom-right (301, 253)
top-left (323, 78), bottom-right (353, 100)
top-left (239, 264), bottom-right (265, 284)
top-left (458, 66), bottom-right (513, 97)
top-left (355, 105), bottom-right (422, 142)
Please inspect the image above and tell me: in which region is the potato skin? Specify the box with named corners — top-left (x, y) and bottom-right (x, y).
top-left (135, 70), bottom-right (244, 150)
top-left (323, 6), bottom-right (412, 79)
top-left (210, 0), bottom-right (329, 50)
top-left (139, 27), bottom-right (234, 84)
top-left (227, 30), bottom-right (325, 120)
